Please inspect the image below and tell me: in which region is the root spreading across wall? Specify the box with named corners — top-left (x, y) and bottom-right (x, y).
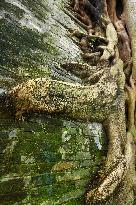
top-left (5, 1), bottom-right (136, 204)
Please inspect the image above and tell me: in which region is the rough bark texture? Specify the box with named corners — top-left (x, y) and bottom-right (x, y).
top-left (124, 0), bottom-right (136, 79)
top-left (8, 59), bottom-right (124, 122)
top-left (1, 0), bottom-right (136, 204)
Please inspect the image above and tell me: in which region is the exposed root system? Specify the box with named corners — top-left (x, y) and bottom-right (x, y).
top-left (69, 0), bottom-right (136, 204)
top-left (6, 1), bottom-right (136, 204)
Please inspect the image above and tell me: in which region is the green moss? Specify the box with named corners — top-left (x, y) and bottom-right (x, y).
top-left (0, 191), bottom-right (27, 203)
top-left (63, 196), bottom-right (84, 205)
top-left (0, 177), bottom-right (25, 194)
top-left (21, 0), bottom-right (50, 22)
top-left (30, 182), bottom-right (84, 202)
top-left (20, 162), bottom-right (55, 176)
top-left (0, 115), bottom-right (105, 204)
top-left (0, 1), bottom-right (24, 19)
top-left (0, 0), bottom-right (83, 90)
top-left (0, 18), bottom-right (59, 83)
top-left (0, 0), bottom-right (106, 203)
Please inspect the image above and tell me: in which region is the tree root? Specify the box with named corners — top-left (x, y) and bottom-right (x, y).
top-left (61, 62), bottom-right (108, 85)
top-left (104, 0), bottom-right (132, 79)
top-left (4, 0), bottom-right (136, 204)
top-left (125, 76), bottom-right (136, 131)
top-left (86, 158), bottom-right (126, 205)
top-left (7, 57), bottom-right (124, 121)
top-left (100, 22), bottom-right (117, 62)
top-left (69, 1), bottom-right (136, 204)
top-left (70, 21), bottom-right (117, 64)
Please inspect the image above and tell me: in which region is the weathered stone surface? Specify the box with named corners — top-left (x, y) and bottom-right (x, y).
top-left (0, 0), bottom-right (106, 204)
top-left (0, 115), bottom-right (106, 204)
top-left (0, 0), bottom-right (83, 89)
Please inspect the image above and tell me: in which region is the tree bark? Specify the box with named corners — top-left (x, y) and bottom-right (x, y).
top-left (1, 0), bottom-right (136, 204)
top-left (123, 0), bottom-right (136, 79)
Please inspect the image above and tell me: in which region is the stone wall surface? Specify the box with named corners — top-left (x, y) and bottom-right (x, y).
top-left (0, 0), bottom-right (106, 204)
top-left (0, 114), bottom-right (105, 204)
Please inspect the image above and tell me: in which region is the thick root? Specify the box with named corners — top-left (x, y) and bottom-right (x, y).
top-left (125, 76), bottom-right (136, 131)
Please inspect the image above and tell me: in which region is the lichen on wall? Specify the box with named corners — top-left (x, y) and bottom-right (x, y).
top-left (0, 0), bottom-right (83, 88)
top-left (0, 114), bottom-right (106, 204)
top-left (0, 0), bottom-right (106, 204)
